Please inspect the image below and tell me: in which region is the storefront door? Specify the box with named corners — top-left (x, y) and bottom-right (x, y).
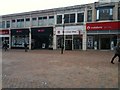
top-left (31, 27), bottom-right (53, 49)
top-left (65, 40), bottom-right (72, 50)
top-left (32, 35), bottom-right (50, 49)
top-left (101, 38), bottom-right (110, 49)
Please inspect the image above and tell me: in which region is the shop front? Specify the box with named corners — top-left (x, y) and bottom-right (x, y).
top-left (31, 27), bottom-right (53, 49)
top-left (86, 21), bottom-right (120, 50)
top-left (11, 29), bottom-right (29, 49)
top-left (0, 30), bottom-right (10, 48)
top-left (55, 26), bottom-right (85, 50)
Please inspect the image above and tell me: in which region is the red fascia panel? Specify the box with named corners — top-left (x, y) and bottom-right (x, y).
top-left (86, 21), bottom-right (120, 31)
top-left (0, 30), bottom-right (9, 35)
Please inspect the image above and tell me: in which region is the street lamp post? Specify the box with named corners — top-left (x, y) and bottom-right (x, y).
top-left (61, 19), bottom-right (65, 54)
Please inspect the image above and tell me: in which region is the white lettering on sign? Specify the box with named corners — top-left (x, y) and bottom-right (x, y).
top-left (91, 26), bottom-right (103, 29)
top-left (56, 30), bottom-right (82, 35)
top-left (87, 26), bottom-right (103, 30)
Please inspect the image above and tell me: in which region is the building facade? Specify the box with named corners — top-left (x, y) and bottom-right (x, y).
top-left (86, 2), bottom-right (120, 50)
top-left (99, 0), bottom-right (120, 3)
top-left (0, 1), bottom-right (120, 50)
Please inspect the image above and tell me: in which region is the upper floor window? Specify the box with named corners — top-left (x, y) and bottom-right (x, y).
top-left (32, 18), bottom-right (37, 21)
top-left (87, 10), bottom-right (92, 22)
top-left (17, 19), bottom-right (24, 22)
top-left (43, 16), bottom-right (47, 20)
top-left (64, 13), bottom-right (75, 23)
top-left (17, 19), bottom-right (21, 22)
top-left (64, 14), bottom-right (69, 23)
top-left (2, 21), bottom-right (5, 28)
top-left (49, 16), bottom-right (54, 19)
top-left (96, 7), bottom-right (113, 21)
top-left (57, 15), bottom-right (62, 24)
top-left (26, 18), bottom-right (30, 21)
top-left (70, 14), bottom-right (75, 23)
top-left (38, 17), bottom-right (42, 20)
top-left (21, 19), bottom-right (24, 22)
top-left (38, 16), bottom-right (47, 20)
top-left (77, 13), bottom-right (84, 22)
top-left (118, 7), bottom-right (120, 20)
top-left (0, 22), bottom-right (2, 28)
top-left (12, 20), bottom-right (15, 23)
top-left (6, 21), bottom-right (10, 28)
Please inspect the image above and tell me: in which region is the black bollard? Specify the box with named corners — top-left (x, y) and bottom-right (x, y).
top-left (24, 43), bottom-right (28, 52)
top-left (61, 45), bottom-right (64, 54)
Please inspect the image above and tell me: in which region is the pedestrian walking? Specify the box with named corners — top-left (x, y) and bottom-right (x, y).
top-left (3, 41), bottom-right (8, 51)
top-left (24, 43), bottom-right (28, 52)
top-left (111, 42), bottom-right (120, 64)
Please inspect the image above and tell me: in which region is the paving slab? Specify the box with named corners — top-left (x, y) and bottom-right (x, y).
top-left (1, 49), bottom-right (119, 88)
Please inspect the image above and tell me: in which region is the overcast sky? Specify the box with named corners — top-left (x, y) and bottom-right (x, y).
top-left (0, 0), bottom-right (98, 15)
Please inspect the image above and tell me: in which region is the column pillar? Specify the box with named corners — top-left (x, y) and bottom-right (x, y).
top-left (75, 13), bottom-right (77, 23)
top-left (113, 3), bottom-right (118, 20)
top-left (82, 26), bottom-right (87, 51)
top-left (9, 29), bottom-right (11, 49)
top-left (82, 6), bottom-right (87, 51)
top-left (29, 27), bottom-right (31, 50)
top-left (72, 35), bottom-right (74, 50)
top-left (92, 3), bottom-right (96, 22)
top-left (53, 27), bottom-right (57, 50)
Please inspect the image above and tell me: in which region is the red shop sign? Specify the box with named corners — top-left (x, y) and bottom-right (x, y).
top-left (0, 30), bottom-right (9, 35)
top-left (86, 22), bottom-right (120, 31)
top-left (38, 29), bottom-right (44, 32)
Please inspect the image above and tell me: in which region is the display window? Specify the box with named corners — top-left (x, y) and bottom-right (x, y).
top-left (87, 36), bottom-right (94, 49)
top-left (11, 35), bottom-right (29, 48)
top-left (57, 35), bottom-right (82, 50)
top-left (73, 36), bottom-right (82, 50)
top-left (11, 29), bottom-right (29, 48)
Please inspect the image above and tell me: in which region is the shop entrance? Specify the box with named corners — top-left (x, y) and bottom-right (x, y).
top-left (32, 35), bottom-right (50, 49)
top-left (65, 40), bottom-right (72, 50)
top-left (101, 38), bottom-right (110, 49)
top-left (73, 36), bottom-right (82, 50)
top-left (57, 35), bottom-right (82, 50)
top-left (31, 27), bottom-right (53, 50)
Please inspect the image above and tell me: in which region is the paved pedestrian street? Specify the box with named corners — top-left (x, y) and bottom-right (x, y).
top-left (1, 50), bottom-right (119, 88)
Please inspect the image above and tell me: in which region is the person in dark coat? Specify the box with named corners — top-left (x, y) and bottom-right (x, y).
top-left (3, 41), bottom-right (8, 51)
top-left (24, 43), bottom-right (28, 52)
top-left (111, 42), bottom-right (120, 64)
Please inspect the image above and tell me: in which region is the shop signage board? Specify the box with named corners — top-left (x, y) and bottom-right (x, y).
top-left (0, 30), bottom-right (9, 35)
top-left (56, 26), bottom-right (84, 35)
top-left (56, 30), bottom-right (82, 35)
top-left (86, 21), bottom-right (120, 31)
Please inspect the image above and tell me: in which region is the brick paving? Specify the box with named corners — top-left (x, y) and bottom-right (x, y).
top-left (2, 49), bottom-right (119, 88)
